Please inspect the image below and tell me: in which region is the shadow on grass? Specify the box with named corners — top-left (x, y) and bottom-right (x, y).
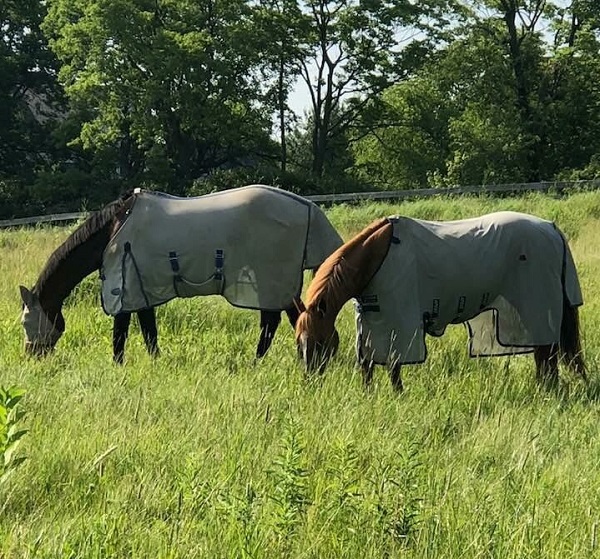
top-left (545, 373), bottom-right (600, 404)
top-left (581, 375), bottom-right (600, 402)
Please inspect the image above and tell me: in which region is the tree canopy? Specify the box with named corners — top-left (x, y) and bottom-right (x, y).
top-left (1, 0), bottom-right (600, 217)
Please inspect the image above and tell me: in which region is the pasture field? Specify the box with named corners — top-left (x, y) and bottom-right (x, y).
top-left (2, 192), bottom-right (600, 558)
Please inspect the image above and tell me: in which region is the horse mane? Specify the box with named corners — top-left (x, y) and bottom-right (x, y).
top-left (305, 217), bottom-right (391, 309)
top-left (33, 191), bottom-right (134, 294)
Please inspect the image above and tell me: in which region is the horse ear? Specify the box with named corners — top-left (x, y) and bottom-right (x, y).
top-left (19, 285), bottom-right (37, 307)
top-left (316, 298), bottom-right (327, 317)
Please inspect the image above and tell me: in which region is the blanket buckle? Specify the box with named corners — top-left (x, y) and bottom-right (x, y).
top-left (169, 251), bottom-right (181, 281)
top-left (214, 249), bottom-right (224, 280)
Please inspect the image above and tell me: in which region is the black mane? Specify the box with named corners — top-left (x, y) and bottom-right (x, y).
top-left (33, 191), bottom-right (134, 294)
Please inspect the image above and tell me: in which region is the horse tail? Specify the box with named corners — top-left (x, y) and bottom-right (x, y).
top-left (559, 300), bottom-right (587, 381)
top-left (557, 226), bottom-right (587, 381)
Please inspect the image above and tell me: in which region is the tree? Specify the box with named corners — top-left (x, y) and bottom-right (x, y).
top-left (351, 77), bottom-right (453, 189)
top-left (352, 0), bottom-right (600, 187)
top-left (256, 0), bottom-right (310, 172)
top-left (0, 0), bottom-right (63, 180)
top-left (435, 23), bottom-right (533, 185)
top-left (294, 0), bottom-right (458, 178)
top-left (540, 0), bottom-right (600, 176)
top-left (42, 0), bottom-right (275, 189)
top-left (350, 23), bottom-right (529, 188)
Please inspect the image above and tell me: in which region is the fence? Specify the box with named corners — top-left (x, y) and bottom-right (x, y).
top-left (1, 179), bottom-right (598, 228)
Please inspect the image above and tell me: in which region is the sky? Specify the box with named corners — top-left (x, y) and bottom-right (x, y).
top-left (289, 78), bottom-right (311, 116)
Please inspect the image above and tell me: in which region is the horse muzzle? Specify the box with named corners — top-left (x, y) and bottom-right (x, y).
top-left (298, 330), bottom-right (340, 374)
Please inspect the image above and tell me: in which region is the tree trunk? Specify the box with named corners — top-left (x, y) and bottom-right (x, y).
top-left (278, 56), bottom-right (287, 172)
top-left (502, 1), bottom-right (538, 180)
top-left (503, 3), bottom-right (530, 122)
top-left (312, 116), bottom-right (327, 177)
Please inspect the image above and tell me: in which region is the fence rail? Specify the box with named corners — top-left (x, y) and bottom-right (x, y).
top-left (1, 179), bottom-right (599, 229)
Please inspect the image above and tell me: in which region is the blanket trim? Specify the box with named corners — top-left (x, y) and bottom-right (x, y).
top-left (124, 242), bottom-right (151, 309)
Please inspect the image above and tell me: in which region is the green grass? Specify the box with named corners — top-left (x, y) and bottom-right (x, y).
top-left (1, 192), bottom-right (600, 558)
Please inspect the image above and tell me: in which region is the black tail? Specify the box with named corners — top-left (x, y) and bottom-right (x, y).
top-left (559, 299), bottom-right (587, 381)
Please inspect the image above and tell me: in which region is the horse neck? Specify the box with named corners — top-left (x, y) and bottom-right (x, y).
top-left (324, 277), bottom-right (358, 320)
top-left (322, 221), bottom-right (393, 322)
top-left (34, 226), bottom-right (112, 316)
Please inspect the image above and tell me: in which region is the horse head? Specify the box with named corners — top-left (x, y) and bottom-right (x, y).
top-left (19, 285), bottom-right (64, 357)
top-left (295, 297), bottom-right (339, 374)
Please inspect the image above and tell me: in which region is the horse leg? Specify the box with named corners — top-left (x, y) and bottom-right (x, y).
top-left (534, 344), bottom-right (559, 388)
top-left (285, 304), bottom-right (300, 328)
top-left (113, 312), bottom-right (132, 364)
top-left (257, 310), bottom-right (281, 358)
top-left (361, 359), bottom-right (374, 389)
top-left (560, 302), bottom-right (588, 383)
top-left (390, 361), bottom-right (404, 393)
top-left (137, 307), bottom-right (160, 358)
top-left (285, 297), bottom-right (306, 328)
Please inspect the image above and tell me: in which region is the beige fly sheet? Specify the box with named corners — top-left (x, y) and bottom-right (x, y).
top-left (356, 211), bottom-right (583, 366)
top-left (101, 185), bottom-right (343, 315)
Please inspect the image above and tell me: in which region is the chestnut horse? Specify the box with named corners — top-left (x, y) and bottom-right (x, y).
top-left (295, 213), bottom-right (586, 391)
top-left (19, 186), bottom-right (342, 363)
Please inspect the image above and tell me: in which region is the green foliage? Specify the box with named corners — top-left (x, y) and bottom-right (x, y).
top-left (369, 445), bottom-right (423, 546)
top-left (446, 103), bottom-right (527, 186)
top-left (294, 0), bottom-right (452, 178)
top-left (187, 167), bottom-right (315, 196)
top-left (2, 0), bottom-right (600, 219)
top-left (42, 0), bottom-right (275, 185)
top-left (0, 386), bottom-right (27, 487)
top-left (0, 179), bottom-right (43, 219)
top-left (353, 2), bottom-right (600, 189)
top-left (352, 77), bottom-right (453, 189)
top-left (0, 0), bottom-right (64, 181)
top-left (268, 424), bottom-right (310, 546)
top-left (187, 165), bottom-right (369, 197)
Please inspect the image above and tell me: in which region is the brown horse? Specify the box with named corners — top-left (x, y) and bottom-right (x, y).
top-left (19, 185), bottom-right (342, 363)
top-left (295, 213), bottom-right (587, 391)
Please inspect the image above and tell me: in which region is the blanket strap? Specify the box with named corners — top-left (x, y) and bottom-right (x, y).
top-left (356, 294), bottom-right (380, 313)
top-left (169, 251), bottom-right (181, 280)
top-left (125, 242), bottom-right (151, 308)
top-left (214, 249), bottom-right (224, 280)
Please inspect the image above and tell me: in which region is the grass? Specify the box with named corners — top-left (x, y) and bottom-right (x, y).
top-left (1, 191), bottom-right (600, 558)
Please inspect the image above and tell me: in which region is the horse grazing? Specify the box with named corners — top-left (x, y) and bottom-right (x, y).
top-left (295, 212), bottom-right (586, 391)
top-left (20, 185), bottom-right (342, 363)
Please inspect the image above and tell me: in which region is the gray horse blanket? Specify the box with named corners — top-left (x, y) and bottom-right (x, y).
top-left (101, 185), bottom-right (342, 315)
top-left (356, 211), bottom-right (583, 366)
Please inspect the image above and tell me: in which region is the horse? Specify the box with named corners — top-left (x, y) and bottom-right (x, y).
top-left (19, 185), bottom-right (343, 363)
top-left (295, 212), bottom-right (587, 391)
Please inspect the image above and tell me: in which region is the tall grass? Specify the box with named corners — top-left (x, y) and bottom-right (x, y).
top-left (1, 192), bottom-right (599, 558)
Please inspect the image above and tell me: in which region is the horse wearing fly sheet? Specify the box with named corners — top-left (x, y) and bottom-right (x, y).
top-left (19, 185), bottom-right (343, 363)
top-left (295, 211), bottom-right (586, 391)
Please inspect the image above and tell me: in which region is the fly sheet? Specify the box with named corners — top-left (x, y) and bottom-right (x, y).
top-left (101, 185), bottom-right (343, 315)
top-left (356, 211), bottom-right (583, 366)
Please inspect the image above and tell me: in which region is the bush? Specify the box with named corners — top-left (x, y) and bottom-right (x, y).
top-left (187, 166), bottom-right (371, 197)
top-left (0, 179), bottom-right (44, 219)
